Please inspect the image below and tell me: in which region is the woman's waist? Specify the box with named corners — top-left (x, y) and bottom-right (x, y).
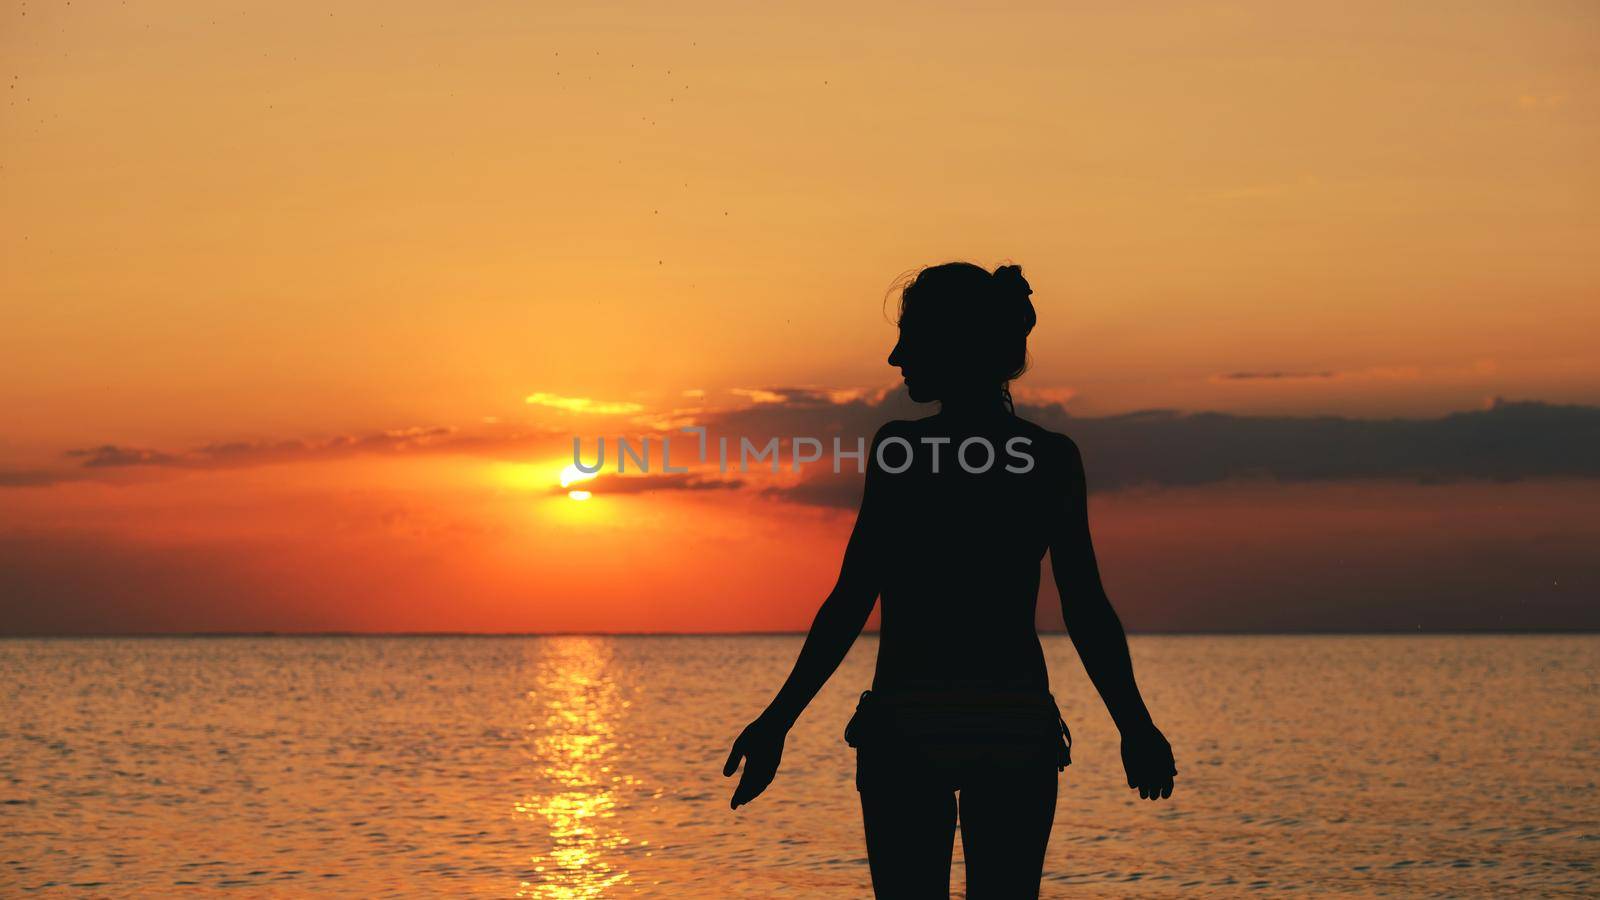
top-left (870, 653), bottom-right (1050, 694)
top-left (863, 687), bottom-right (1058, 709)
top-left (851, 687), bottom-right (1064, 737)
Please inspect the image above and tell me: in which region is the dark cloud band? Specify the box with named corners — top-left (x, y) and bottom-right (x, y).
top-left (16, 392), bottom-right (1600, 507)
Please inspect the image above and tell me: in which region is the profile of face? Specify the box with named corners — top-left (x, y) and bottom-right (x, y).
top-left (887, 314), bottom-right (949, 403)
top-left (887, 262), bottom-right (1036, 406)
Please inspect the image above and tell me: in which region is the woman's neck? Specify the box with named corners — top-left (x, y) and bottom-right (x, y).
top-left (938, 389), bottom-right (1010, 419)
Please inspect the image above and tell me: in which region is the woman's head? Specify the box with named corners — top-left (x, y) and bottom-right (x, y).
top-left (887, 262), bottom-right (1036, 408)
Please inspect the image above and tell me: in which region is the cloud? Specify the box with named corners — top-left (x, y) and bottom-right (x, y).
top-left (525, 392), bottom-right (645, 415)
top-left (18, 389), bottom-right (1600, 506)
top-left (1048, 398), bottom-right (1600, 489)
top-left (0, 469), bottom-right (64, 487)
top-left (1209, 365), bottom-right (1427, 381)
top-left (28, 386), bottom-right (902, 486)
top-left (730, 388), bottom-right (790, 404)
top-left (699, 390), bottom-right (1600, 504)
top-left (1216, 371), bottom-right (1337, 381)
top-left (65, 445), bottom-right (183, 467)
top-left (1012, 386), bottom-right (1078, 405)
top-left (730, 387), bottom-right (873, 406)
top-left (54, 425), bottom-right (497, 475)
top-left (550, 473), bottom-right (745, 496)
top-left (759, 470), bottom-right (864, 510)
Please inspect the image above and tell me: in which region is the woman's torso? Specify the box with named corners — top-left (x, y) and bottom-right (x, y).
top-left (869, 413), bottom-right (1065, 694)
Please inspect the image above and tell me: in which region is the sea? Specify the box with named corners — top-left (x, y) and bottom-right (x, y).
top-left (2, 635), bottom-right (1596, 897)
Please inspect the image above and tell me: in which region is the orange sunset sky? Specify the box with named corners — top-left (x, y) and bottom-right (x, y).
top-left (2, 1), bottom-right (1597, 633)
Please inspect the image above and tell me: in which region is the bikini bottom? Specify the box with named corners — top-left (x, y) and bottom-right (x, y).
top-left (845, 689), bottom-right (1071, 793)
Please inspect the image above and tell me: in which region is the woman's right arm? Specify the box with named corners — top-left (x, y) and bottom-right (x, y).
top-left (723, 426), bottom-right (892, 809)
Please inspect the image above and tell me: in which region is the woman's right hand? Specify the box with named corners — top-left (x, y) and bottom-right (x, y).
top-left (1120, 724), bottom-right (1176, 800)
top-left (723, 715), bottom-right (788, 809)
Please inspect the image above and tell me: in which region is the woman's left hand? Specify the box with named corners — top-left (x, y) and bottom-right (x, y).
top-left (723, 716), bottom-right (787, 809)
top-left (1121, 724), bottom-right (1177, 801)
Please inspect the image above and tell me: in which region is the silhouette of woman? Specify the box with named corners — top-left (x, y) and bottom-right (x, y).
top-left (723, 262), bottom-right (1176, 898)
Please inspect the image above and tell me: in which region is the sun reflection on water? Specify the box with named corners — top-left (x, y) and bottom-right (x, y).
top-left (515, 637), bottom-right (643, 898)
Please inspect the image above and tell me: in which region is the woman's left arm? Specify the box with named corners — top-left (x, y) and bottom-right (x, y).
top-left (1048, 432), bottom-right (1176, 801)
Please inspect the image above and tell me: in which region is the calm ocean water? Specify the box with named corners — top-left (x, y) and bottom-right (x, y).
top-left (1, 635), bottom-right (1595, 897)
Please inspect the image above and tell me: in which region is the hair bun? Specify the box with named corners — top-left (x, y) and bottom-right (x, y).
top-left (991, 264), bottom-right (1036, 335)
top-left (992, 264), bottom-right (1032, 297)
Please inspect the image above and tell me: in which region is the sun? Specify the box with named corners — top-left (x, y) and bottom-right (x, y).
top-left (560, 464), bottom-right (597, 501)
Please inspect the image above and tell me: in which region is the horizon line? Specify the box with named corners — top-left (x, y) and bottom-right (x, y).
top-left (3, 628), bottom-right (1597, 639)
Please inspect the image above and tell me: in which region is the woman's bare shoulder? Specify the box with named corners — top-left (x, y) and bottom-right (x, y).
top-left (1010, 416), bottom-right (1081, 463)
top-left (871, 418), bottom-right (923, 442)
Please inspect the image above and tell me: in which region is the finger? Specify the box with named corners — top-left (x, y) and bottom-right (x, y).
top-left (1159, 780), bottom-right (1173, 800)
top-left (733, 767), bottom-right (763, 805)
top-left (1138, 785), bottom-right (1149, 800)
top-left (723, 744), bottom-right (744, 778)
top-left (731, 771), bottom-right (771, 809)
